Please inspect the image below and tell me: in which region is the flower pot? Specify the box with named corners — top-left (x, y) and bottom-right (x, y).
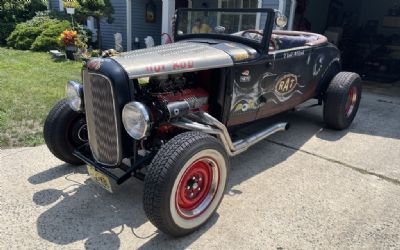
top-left (65, 46), bottom-right (77, 60)
top-left (66, 7), bottom-right (75, 15)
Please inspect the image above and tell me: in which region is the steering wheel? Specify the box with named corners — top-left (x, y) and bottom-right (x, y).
top-left (241, 30), bottom-right (277, 51)
top-left (241, 30), bottom-right (264, 40)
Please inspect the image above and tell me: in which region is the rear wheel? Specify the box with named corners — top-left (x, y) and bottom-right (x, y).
top-left (43, 99), bottom-right (87, 165)
top-left (323, 72), bottom-right (362, 130)
top-left (143, 132), bottom-right (229, 237)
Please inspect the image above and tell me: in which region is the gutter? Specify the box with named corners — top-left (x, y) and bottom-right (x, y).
top-left (288, 0), bottom-right (297, 30)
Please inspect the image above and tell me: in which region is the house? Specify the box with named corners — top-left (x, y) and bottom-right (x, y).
top-left (49, 0), bottom-right (296, 51)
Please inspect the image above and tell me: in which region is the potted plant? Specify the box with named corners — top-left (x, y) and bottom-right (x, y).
top-left (58, 30), bottom-right (79, 60)
top-left (63, 0), bottom-right (80, 14)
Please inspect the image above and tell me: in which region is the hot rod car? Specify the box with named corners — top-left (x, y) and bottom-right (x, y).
top-left (44, 8), bottom-right (362, 236)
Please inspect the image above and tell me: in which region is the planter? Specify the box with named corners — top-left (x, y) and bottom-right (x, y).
top-left (66, 7), bottom-right (75, 15)
top-left (65, 46), bottom-right (77, 60)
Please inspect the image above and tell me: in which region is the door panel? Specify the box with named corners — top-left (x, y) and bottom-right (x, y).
top-left (256, 48), bottom-right (315, 119)
top-left (227, 61), bottom-right (270, 126)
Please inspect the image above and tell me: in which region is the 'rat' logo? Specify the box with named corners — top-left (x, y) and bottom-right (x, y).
top-left (275, 74), bottom-right (298, 95)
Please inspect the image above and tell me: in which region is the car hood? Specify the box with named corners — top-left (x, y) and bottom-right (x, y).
top-left (112, 41), bottom-right (258, 79)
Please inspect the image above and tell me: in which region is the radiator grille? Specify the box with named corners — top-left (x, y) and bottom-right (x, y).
top-left (83, 71), bottom-right (122, 166)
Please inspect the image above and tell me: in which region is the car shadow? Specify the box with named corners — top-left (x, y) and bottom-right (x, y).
top-left (32, 111), bottom-right (328, 249)
top-left (28, 163), bottom-right (86, 185)
top-left (31, 87), bottom-right (398, 248)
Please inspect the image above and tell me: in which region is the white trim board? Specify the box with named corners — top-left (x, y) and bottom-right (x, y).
top-left (126, 0), bottom-right (132, 51)
top-left (58, 0), bottom-right (64, 11)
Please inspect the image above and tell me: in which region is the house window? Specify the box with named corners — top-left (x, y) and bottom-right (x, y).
top-left (219, 0), bottom-right (258, 9)
top-left (218, 0), bottom-right (260, 32)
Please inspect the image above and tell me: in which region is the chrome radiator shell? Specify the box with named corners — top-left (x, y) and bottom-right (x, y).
top-left (83, 70), bottom-right (122, 166)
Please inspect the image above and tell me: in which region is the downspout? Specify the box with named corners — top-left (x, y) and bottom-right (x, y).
top-left (278, 0), bottom-right (286, 30)
top-left (278, 0), bottom-right (286, 16)
top-left (126, 0), bottom-right (132, 51)
top-left (255, 0), bottom-right (262, 30)
top-left (288, 0), bottom-right (297, 30)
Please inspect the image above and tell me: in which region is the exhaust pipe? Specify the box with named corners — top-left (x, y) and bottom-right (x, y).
top-left (172, 112), bottom-right (289, 156)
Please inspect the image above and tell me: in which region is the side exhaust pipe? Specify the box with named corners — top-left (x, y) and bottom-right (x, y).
top-left (171, 112), bottom-right (289, 156)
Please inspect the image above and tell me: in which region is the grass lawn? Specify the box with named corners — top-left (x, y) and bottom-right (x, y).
top-left (0, 47), bottom-right (82, 148)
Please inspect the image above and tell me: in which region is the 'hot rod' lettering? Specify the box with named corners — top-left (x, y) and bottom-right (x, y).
top-left (146, 64), bottom-right (166, 73)
top-left (173, 60), bottom-right (194, 70)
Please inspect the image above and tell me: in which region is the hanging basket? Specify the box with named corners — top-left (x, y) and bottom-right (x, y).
top-left (66, 7), bottom-right (75, 15)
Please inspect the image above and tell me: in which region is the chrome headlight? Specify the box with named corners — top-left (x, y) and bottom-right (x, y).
top-left (66, 80), bottom-right (83, 111)
top-left (122, 102), bottom-right (151, 140)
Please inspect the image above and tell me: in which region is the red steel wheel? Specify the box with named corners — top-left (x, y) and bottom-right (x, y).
top-left (144, 132), bottom-right (229, 236)
top-left (175, 157), bottom-right (220, 219)
top-left (345, 86), bottom-right (358, 117)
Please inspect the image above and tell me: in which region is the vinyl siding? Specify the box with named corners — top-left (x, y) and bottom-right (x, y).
top-left (100, 0), bottom-right (127, 50)
top-left (262, 1), bottom-right (279, 11)
top-left (131, 0), bottom-right (162, 48)
top-left (48, 0), bottom-right (61, 11)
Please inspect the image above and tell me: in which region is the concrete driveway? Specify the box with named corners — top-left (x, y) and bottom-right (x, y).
top-left (1, 83), bottom-right (400, 249)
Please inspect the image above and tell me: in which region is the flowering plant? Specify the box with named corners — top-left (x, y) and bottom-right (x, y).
top-left (63, 0), bottom-right (80, 9)
top-left (58, 30), bottom-right (79, 47)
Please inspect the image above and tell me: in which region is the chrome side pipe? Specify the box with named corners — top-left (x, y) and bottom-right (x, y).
top-left (171, 112), bottom-right (289, 156)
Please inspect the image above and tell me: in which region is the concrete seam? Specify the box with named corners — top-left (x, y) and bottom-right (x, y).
top-left (266, 139), bottom-right (400, 186)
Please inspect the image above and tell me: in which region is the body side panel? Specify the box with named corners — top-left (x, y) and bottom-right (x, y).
top-left (226, 43), bottom-right (340, 126)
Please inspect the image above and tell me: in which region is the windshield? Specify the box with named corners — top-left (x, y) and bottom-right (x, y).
top-left (175, 9), bottom-right (272, 44)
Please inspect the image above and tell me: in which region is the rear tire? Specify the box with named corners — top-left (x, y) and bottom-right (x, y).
top-left (43, 99), bottom-right (87, 165)
top-left (143, 132), bottom-right (229, 237)
top-left (323, 72), bottom-right (362, 130)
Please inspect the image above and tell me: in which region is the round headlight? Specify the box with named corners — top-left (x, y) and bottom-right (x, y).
top-left (122, 102), bottom-right (151, 140)
top-left (66, 80), bottom-right (83, 111)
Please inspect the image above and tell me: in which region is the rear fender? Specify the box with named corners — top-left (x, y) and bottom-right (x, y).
top-left (316, 60), bottom-right (341, 97)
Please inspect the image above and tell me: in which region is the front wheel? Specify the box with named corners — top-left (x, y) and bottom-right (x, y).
top-left (143, 132), bottom-right (229, 237)
top-left (43, 99), bottom-right (87, 165)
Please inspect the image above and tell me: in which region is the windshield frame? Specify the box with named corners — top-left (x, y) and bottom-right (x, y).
top-left (174, 8), bottom-right (276, 52)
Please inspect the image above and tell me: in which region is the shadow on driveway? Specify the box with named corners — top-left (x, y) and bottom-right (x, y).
top-left (29, 110), bottom-right (330, 249)
top-left (29, 88), bottom-right (399, 248)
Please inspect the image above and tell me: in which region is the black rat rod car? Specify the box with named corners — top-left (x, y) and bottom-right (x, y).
top-left (44, 8), bottom-right (362, 236)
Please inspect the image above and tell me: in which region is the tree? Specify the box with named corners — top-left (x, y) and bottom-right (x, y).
top-left (76, 0), bottom-right (114, 49)
top-left (0, 0), bottom-right (47, 44)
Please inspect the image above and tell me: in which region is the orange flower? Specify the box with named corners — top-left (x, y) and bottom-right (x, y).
top-left (58, 30), bottom-right (79, 47)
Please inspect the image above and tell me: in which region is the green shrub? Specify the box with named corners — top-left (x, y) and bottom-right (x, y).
top-left (0, 23), bottom-right (16, 45)
top-left (6, 23), bottom-right (44, 50)
top-left (31, 21), bottom-right (71, 51)
top-left (75, 24), bottom-right (93, 46)
top-left (6, 15), bottom-right (71, 51)
top-left (0, 0), bottom-right (47, 43)
top-left (35, 10), bottom-right (70, 22)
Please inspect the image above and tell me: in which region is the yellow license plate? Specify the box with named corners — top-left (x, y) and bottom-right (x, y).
top-left (87, 165), bottom-right (113, 193)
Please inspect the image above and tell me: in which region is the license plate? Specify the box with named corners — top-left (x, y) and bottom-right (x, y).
top-left (87, 165), bottom-right (113, 193)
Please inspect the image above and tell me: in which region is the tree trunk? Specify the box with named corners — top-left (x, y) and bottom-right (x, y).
top-left (95, 16), bottom-right (101, 49)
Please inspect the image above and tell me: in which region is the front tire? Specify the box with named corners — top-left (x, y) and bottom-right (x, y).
top-left (323, 72), bottom-right (362, 130)
top-left (43, 99), bottom-right (87, 165)
top-left (143, 132), bottom-right (229, 237)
